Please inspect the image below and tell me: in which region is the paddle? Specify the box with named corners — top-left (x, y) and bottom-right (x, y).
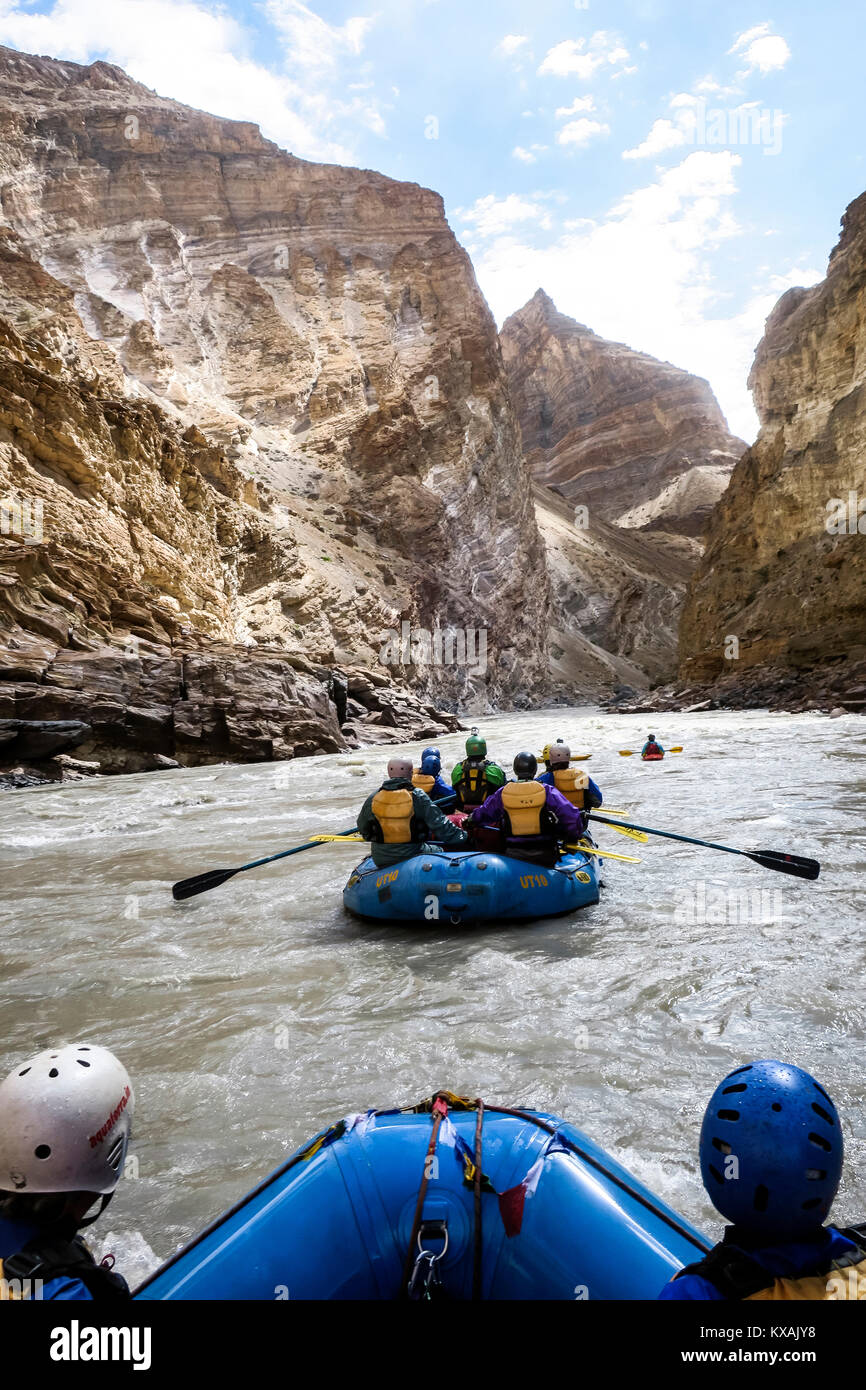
top-left (605, 822), bottom-right (649, 844)
top-left (172, 826), bottom-right (359, 901)
top-left (588, 814), bottom-right (820, 880)
top-left (619, 746), bottom-right (682, 756)
top-left (565, 843), bottom-right (642, 864)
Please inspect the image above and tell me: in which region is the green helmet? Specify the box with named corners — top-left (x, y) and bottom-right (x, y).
top-left (465, 727), bottom-right (487, 759)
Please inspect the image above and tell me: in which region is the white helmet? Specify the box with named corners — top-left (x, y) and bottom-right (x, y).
top-left (0, 1044), bottom-right (134, 1195)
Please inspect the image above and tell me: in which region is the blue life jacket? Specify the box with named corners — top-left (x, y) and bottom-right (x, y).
top-left (659, 1224), bottom-right (866, 1300)
top-left (0, 1215), bottom-right (129, 1301)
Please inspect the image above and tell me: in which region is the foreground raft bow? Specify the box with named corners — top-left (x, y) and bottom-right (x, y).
top-left (134, 1092), bottom-right (709, 1301)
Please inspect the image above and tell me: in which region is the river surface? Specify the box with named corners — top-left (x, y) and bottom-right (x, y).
top-left (1, 706), bottom-right (864, 1284)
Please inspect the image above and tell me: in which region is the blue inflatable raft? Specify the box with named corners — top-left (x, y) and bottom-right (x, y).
top-left (135, 1095), bottom-right (708, 1300)
top-left (342, 845), bottom-right (600, 925)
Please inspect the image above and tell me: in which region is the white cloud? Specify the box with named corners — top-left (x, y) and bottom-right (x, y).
top-left (0, 0), bottom-right (381, 162)
top-left (538, 31), bottom-right (630, 80)
top-left (457, 193), bottom-right (552, 239)
top-left (555, 95), bottom-right (596, 117)
top-left (497, 34), bottom-right (529, 57)
top-left (264, 0), bottom-right (374, 70)
top-left (623, 117), bottom-right (688, 160)
top-left (730, 23), bottom-right (791, 74)
top-left (455, 151), bottom-right (793, 438)
top-left (557, 117), bottom-right (610, 148)
top-left (513, 145), bottom-right (538, 163)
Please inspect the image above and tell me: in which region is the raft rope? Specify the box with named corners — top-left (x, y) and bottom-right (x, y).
top-left (395, 1093), bottom-right (711, 1257)
top-left (401, 1095), bottom-right (448, 1296)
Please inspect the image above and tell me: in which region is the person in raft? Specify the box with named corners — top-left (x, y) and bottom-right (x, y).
top-left (468, 751), bottom-right (587, 867)
top-left (642, 733), bottom-right (664, 758)
top-left (450, 729), bottom-right (506, 810)
top-left (659, 1059), bottom-right (865, 1301)
top-left (538, 742), bottom-right (603, 811)
top-left (0, 1043), bottom-right (134, 1301)
top-left (358, 757), bottom-right (468, 867)
top-left (411, 746), bottom-right (456, 810)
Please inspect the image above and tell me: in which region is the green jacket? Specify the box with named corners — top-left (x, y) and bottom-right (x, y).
top-left (450, 757), bottom-right (506, 809)
top-left (357, 777), bottom-right (468, 866)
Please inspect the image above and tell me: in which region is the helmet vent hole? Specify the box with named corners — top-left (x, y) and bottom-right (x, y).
top-left (808, 1131), bottom-right (832, 1152)
top-left (721, 1084), bottom-right (747, 1094)
top-left (811, 1102), bottom-right (834, 1126)
top-left (728, 1065), bottom-right (752, 1076)
top-left (801, 1197), bottom-right (822, 1210)
top-left (76, 1059), bottom-right (91, 1068)
top-left (18, 1067), bottom-right (30, 1076)
top-left (48, 1068), bottom-right (59, 1078)
top-left (717, 1108), bottom-right (739, 1121)
top-left (711, 1138), bottom-right (732, 1154)
top-left (34, 1144), bottom-right (51, 1160)
top-left (78, 1047), bottom-right (91, 1052)
top-left (707, 1164), bottom-right (724, 1185)
top-left (753, 1185), bottom-right (769, 1213)
top-left (805, 1169), bottom-right (826, 1181)
top-left (813, 1082), bottom-right (831, 1103)
top-left (772, 1103), bottom-right (782, 1112)
top-left (107, 1138), bottom-right (125, 1172)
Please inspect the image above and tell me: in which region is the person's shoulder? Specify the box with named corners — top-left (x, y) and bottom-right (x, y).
top-left (658, 1272), bottom-right (724, 1300)
top-left (43, 1275), bottom-right (93, 1301)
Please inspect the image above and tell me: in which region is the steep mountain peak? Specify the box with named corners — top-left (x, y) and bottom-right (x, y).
top-left (501, 290), bottom-right (745, 546)
top-left (504, 288), bottom-right (595, 340)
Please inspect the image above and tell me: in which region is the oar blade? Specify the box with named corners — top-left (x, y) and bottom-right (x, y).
top-left (618, 750), bottom-right (634, 757)
top-left (172, 867), bottom-right (239, 901)
top-left (747, 850), bottom-right (820, 881)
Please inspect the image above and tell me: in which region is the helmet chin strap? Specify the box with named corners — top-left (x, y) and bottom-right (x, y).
top-left (78, 1191), bottom-right (115, 1228)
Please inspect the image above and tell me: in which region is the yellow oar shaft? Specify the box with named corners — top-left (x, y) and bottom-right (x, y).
top-left (566, 843), bottom-right (641, 864)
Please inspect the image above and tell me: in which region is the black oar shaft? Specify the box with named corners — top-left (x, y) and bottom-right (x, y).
top-left (588, 815), bottom-right (819, 880)
top-left (172, 825), bottom-right (359, 901)
top-left (591, 814), bottom-right (742, 857)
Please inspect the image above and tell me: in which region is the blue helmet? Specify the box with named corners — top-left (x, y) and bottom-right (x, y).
top-left (699, 1060), bottom-right (843, 1238)
top-left (420, 746), bottom-right (441, 775)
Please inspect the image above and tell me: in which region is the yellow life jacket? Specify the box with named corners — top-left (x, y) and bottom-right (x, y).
top-left (371, 788), bottom-right (416, 844)
top-left (748, 1256), bottom-right (866, 1300)
top-left (501, 780), bottom-right (547, 837)
top-left (412, 773), bottom-right (435, 796)
top-left (552, 767), bottom-right (588, 808)
top-left (455, 758), bottom-right (492, 807)
top-left (672, 1230), bottom-right (866, 1301)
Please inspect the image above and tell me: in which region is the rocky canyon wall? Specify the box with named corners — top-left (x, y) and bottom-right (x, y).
top-left (502, 290), bottom-right (745, 548)
top-left (0, 45), bottom-right (552, 778)
top-left (502, 289), bottom-right (743, 682)
top-left (678, 191), bottom-right (866, 708)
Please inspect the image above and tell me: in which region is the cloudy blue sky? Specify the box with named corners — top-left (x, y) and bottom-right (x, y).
top-left (1, 0), bottom-right (864, 439)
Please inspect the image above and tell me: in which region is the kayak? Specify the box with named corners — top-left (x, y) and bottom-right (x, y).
top-left (641, 753), bottom-right (664, 761)
top-left (134, 1094), bottom-right (709, 1301)
top-left (342, 844), bottom-right (599, 924)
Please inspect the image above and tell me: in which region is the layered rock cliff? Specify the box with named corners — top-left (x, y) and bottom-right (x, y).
top-left (501, 289), bottom-right (740, 680)
top-left (502, 290), bottom-right (745, 547)
top-left (0, 229), bottom-right (467, 779)
top-left (679, 191), bottom-right (866, 699)
top-left (0, 45), bottom-right (552, 776)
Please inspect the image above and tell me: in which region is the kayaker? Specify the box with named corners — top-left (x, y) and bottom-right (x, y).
top-left (538, 742), bottom-right (603, 810)
top-left (450, 729), bottom-right (506, 809)
top-left (412, 746), bottom-right (456, 809)
top-left (642, 733), bottom-right (664, 757)
top-left (468, 751), bottom-right (586, 866)
top-left (358, 757), bottom-right (468, 867)
top-left (659, 1060), bottom-right (865, 1301)
top-left (0, 1044), bottom-right (135, 1301)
